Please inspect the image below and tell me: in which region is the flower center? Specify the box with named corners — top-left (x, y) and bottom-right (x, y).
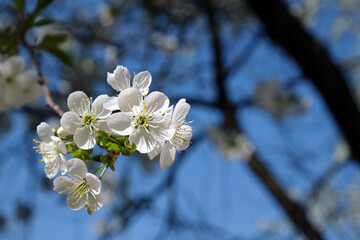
top-left (74, 180), bottom-right (89, 196)
top-left (5, 76), bottom-right (13, 84)
top-left (82, 114), bottom-right (96, 127)
top-left (134, 114), bottom-right (149, 129)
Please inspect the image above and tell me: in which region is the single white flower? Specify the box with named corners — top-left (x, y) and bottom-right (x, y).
top-left (0, 56), bottom-right (42, 109)
top-left (148, 99), bottom-right (193, 169)
top-left (53, 158), bottom-right (103, 214)
top-left (104, 65), bottom-right (152, 111)
top-left (107, 88), bottom-right (175, 153)
top-left (34, 122), bottom-right (68, 178)
top-left (60, 91), bottom-right (112, 149)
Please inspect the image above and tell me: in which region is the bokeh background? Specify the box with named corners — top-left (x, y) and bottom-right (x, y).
top-left (1, 0), bottom-right (360, 239)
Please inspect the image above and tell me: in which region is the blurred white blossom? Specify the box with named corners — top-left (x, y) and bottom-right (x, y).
top-left (0, 56), bottom-right (42, 112)
top-left (253, 79), bottom-right (310, 120)
top-left (207, 128), bottom-right (254, 161)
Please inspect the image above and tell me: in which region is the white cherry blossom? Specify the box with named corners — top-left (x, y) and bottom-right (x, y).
top-left (104, 65), bottom-right (152, 111)
top-left (34, 122), bottom-right (68, 178)
top-left (0, 56), bottom-right (42, 111)
top-left (148, 99), bottom-right (193, 169)
top-left (60, 91), bottom-right (112, 149)
top-left (53, 158), bottom-right (103, 214)
top-left (106, 88), bottom-right (175, 153)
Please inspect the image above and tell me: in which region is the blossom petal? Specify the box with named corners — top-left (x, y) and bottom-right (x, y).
top-left (107, 65), bottom-right (131, 92)
top-left (107, 112), bottom-right (133, 135)
top-left (92, 94), bottom-right (112, 118)
top-left (130, 128), bottom-right (157, 153)
top-left (15, 71), bottom-right (38, 87)
top-left (98, 120), bottom-right (110, 131)
top-left (60, 111), bottom-right (81, 134)
top-left (37, 122), bottom-right (53, 142)
top-left (67, 91), bottom-right (90, 112)
top-left (67, 158), bottom-right (88, 179)
top-left (149, 118), bottom-right (175, 141)
top-left (2, 56), bottom-right (24, 76)
top-left (133, 71), bottom-right (152, 96)
top-left (44, 155), bottom-right (60, 179)
top-left (172, 124), bottom-right (193, 151)
top-left (86, 192), bottom-right (103, 214)
top-left (52, 136), bottom-right (67, 154)
top-left (53, 176), bottom-right (75, 195)
top-left (144, 91), bottom-right (169, 116)
top-left (160, 141), bottom-right (176, 169)
top-left (147, 141), bottom-right (163, 160)
top-left (57, 126), bottom-right (71, 139)
top-left (172, 99), bottom-right (190, 127)
top-left (117, 88), bottom-right (142, 113)
top-left (103, 96), bottom-right (120, 111)
top-left (86, 173), bottom-right (102, 194)
top-left (60, 154), bottom-right (68, 174)
top-left (74, 127), bottom-right (96, 150)
top-left (67, 193), bottom-right (86, 211)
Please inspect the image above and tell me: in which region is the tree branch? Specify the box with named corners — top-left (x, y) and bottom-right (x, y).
top-left (245, 0), bottom-right (360, 165)
top-left (22, 38), bottom-right (64, 117)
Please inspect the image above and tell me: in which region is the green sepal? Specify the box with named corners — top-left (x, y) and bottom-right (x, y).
top-left (96, 130), bottom-right (137, 157)
top-left (65, 142), bottom-right (77, 153)
top-left (90, 155), bottom-right (102, 162)
top-left (100, 152), bottom-right (118, 171)
top-left (69, 148), bottom-right (93, 162)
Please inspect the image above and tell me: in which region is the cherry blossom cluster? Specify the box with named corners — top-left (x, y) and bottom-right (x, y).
top-left (34, 65), bottom-right (193, 214)
top-left (0, 56), bottom-right (43, 112)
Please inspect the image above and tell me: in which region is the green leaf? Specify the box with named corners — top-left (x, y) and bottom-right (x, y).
top-left (12, 0), bottom-right (25, 14)
top-left (33, 18), bottom-right (55, 26)
top-left (38, 33), bottom-right (69, 49)
top-left (30, 0), bottom-right (55, 19)
top-left (43, 47), bottom-right (73, 66)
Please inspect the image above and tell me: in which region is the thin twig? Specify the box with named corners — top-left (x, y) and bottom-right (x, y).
top-left (22, 37), bottom-right (64, 117)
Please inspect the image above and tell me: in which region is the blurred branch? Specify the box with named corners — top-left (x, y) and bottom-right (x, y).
top-left (204, 2), bottom-right (323, 238)
top-left (225, 29), bottom-right (264, 76)
top-left (21, 35), bottom-right (64, 117)
top-left (248, 154), bottom-right (324, 240)
top-left (245, 0), bottom-right (360, 166)
top-left (305, 160), bottom-right (349, 204)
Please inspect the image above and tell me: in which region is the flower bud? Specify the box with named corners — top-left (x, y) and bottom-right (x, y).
top-left (57, 126), bottom-right (70, 139)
